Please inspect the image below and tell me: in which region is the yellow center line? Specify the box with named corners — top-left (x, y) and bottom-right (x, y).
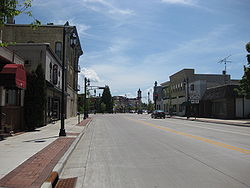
top-left (127, 118), bottom-right (250, 155)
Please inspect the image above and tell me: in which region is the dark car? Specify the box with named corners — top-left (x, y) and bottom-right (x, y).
top-left (151, 110), bottom-right (165, 119)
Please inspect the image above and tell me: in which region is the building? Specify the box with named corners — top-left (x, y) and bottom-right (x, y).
top-left (8, 43), bottom-right (63, 123)
top-left (155, 69), bottom-right (235, 117)
top-left (113, 89), bottom-right (142, 113)
top-left (0, 22), bottom-right (83, 118)
top-left (0, 47), bottom-right (26, 132)
top-left (200, 85), bottom-right (250, 119)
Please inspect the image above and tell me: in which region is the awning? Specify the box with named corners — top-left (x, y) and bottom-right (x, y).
top-left (0, 64), bottom-right (26, 89)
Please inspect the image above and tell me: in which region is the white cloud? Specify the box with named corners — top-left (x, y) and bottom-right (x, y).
top-left (50, 19), bottom-right (91, 36)
top-left (161, 0), bottom-right (198, 6)
top-left (108, 38), bottom-right (132, 53)
top-left (79, 0), bottom-right (134, 18)
top-left (79, 67), bottom-right (101, 82)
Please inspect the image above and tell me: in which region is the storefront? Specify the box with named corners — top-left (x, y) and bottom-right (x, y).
top-left (0, 59), bottom-right (26, 132)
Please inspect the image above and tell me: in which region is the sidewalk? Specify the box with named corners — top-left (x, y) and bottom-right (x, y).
top-left (0, 115), bottom-right (91, 188)
top-left (171, 116), bottom-right (250, 127)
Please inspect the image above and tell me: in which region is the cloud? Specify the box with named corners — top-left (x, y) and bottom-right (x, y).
top-left (50, 19), bottom-right (91, 36)
top-left (79, 0), bottom-right (134, 18)
top-left (108, 38), bottom-right (133, 53)
top-left (79, 67), bottom-right (101, 82)
top-left (161, 0), bottom-right (198, 6)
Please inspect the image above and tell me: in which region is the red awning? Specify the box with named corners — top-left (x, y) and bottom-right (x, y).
top-left (0, 64), bottom-right (26, 89)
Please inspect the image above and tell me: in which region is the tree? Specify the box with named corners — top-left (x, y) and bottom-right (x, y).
top-left (0, 0), bottom-right (40, 25)
top-left (24, 64), bottom-right (46, 130)
top-left (101, 86), bottom-right (113, 113)
top-left (237, 42), bottom-right (250, 99)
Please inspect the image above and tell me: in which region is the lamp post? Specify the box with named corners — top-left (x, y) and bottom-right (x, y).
top-left (59, 22), bottom-right (77, 136)
top-left (83, 77), bottom-right (90, 119)
top-left (59, 23), bottom-right (67, 137)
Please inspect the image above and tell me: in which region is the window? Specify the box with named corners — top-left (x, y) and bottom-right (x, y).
top-left (55, 42), bottom-right (62, 60)
top-left (24, 60), bottom-right (31, 65)
top-left (5, 89), bottom-right (20, 106)
top-left (49, 63), bottom-right (52, 82)
top-left (190, 84), bottom-right (194, 91)
top-left (53, 64), bottom-right (58, 85)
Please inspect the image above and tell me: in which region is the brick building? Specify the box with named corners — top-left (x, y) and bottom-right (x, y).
top-left (0, 23), bottom-right (83, 118)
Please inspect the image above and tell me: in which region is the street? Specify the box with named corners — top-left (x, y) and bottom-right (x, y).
top-left (60, 114), bottom-right (250, 188)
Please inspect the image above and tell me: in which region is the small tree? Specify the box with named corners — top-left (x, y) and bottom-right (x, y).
top-left (101, 86), bottom-right (113, 113)
top-left (100, 103), bottom-right (106, 113)
top-left (0, 0), bottom-right (40, 26)
top-left (0, 0), bottom-right (40, 46)
top-left (237, 42), bottom-right (250, 99)
top-left (24, 64), bottom-right (46, 130)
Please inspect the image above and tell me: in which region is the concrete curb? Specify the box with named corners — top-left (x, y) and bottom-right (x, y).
top-left (41, 118), bottom-right (92, 188)
top-left (171, 116), bottom-right (250, 127)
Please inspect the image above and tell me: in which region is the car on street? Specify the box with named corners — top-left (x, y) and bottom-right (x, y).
top-left (151, 110), bottom-right (165, 119)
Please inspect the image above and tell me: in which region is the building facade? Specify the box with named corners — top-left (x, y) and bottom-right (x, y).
top-left (0, 23), bottom-right (83, 118)
top-left (8, 43), bottom-right (63, 123)
top-left (0, 47), bottom-right (26, 132)
top-left (155, 69), bottom-right (233, 116)
top-left (200, 84), bottom-right (250, 119)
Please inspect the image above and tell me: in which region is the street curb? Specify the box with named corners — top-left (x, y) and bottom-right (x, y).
top-left (171, 116), bottom-right (250, 127)
top-left (41, 118), bottom-right (92, 188)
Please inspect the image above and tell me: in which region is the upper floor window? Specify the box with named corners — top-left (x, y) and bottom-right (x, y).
top-left (53, 64), bottom-right (58, 85)
top-left (49, 62), bottom-right (52, 82)
top-left (55, 42), bottom-right (62, 60)
top-left (190, 84), bottom-right (194, 91)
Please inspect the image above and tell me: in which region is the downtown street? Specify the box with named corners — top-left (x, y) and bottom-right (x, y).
top-left (60, 114), bottom-right (250, 188)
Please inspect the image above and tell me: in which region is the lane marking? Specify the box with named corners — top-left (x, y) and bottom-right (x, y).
top-left (127, 118), bottom-right (250, 155)
top-left (168, 120), bottom-right (250, 137)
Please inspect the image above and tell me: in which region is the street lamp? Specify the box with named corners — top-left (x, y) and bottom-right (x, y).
top-left (59, 22), bottom-right (77, 136)
top-left (83, 77), bottom-right (90, 119)
top-left (59, 22), bottom-right (67, 137)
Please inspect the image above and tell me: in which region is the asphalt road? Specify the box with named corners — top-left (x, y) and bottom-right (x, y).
top-left (60, 114), bottom-right (250, 188)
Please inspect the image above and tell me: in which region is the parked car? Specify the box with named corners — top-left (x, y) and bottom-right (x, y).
top-left (137, 110), bottom-right (143, 114)
top-left (151, 110), bottom-right (165, 119)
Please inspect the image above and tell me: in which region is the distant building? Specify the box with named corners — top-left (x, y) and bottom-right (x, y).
top-left (0, 22), bottom-right (83, 118)
top-left (113, 89), bottom-right (142, 113)
top-left (155, 69), bottom-right (241, 117)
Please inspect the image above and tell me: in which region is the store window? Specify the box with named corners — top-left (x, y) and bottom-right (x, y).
top-left (5, 89), bottom-right (20, 106)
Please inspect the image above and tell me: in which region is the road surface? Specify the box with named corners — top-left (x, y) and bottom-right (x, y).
top-left (60, 114), bottom-right (250, 188)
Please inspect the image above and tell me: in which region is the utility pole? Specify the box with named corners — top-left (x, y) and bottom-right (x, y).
top-left (184, 78), bottom-right (190, 119)
top-left (153, 81), bottom-right (157, 110)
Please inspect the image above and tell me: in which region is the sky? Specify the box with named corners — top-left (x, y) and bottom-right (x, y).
top-left (16, 0), bottom-right (250, 101)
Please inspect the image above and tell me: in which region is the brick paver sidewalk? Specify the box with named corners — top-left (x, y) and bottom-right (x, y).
top-left (0, 137), bottom-right (74, 188)
top-left (0, 118), bottom-right (92, 188)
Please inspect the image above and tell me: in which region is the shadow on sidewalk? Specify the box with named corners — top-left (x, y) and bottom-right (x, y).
top-left (23, 135), bottom-right (59, 143)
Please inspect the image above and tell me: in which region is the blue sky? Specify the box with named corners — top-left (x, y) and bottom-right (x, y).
top-left (16, 0), bottom-right (250, 101)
